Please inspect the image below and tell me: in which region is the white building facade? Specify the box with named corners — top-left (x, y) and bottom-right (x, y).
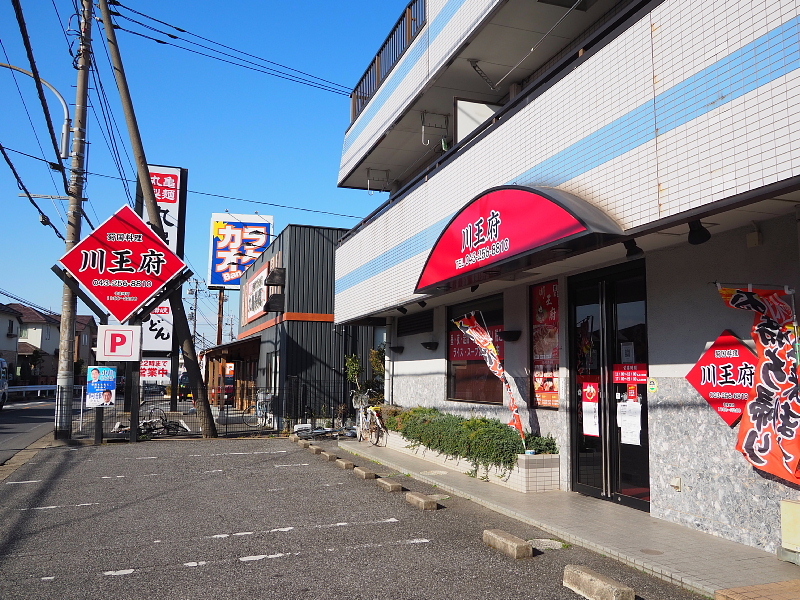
top-left (335, 0), bottom-right (800, 554)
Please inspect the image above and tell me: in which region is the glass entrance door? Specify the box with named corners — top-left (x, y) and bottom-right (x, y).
top-left (569, 262), bottom-right (649, 511)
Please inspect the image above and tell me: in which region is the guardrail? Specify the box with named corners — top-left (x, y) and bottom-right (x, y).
top-left (8, 385), bottom-right (57, 394)
top-left (350, 0), bottom-right (426, 122)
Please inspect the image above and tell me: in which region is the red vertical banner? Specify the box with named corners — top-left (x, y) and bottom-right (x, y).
top-left (452, 312), bottom-right (526, 441)
top-left (532, 281), bottom-right (559, 408)
top-left (720, 288), bottom-right (800, 483)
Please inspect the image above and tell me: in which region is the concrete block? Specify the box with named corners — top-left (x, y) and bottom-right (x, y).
top-left (483, 529), bottom-right (533, 559)
top-left (563, 565), bottom-right (634, 600)
top-left (288, 434), bottom-right (299, 442)
top-left (354, 467), bottom-right (376, 479)
top-left (320, 451), bottom-right (338, 462)
top-left (307, 445), bottom-right (322, 455)
top-left (335, 459), bottom-right (355, 470)
top-left (405, 491), bottom-right (438, 510)
top-left (377, 478), bottom-right (403, 492)
top-left (298, 440), bottom-right (311, 448)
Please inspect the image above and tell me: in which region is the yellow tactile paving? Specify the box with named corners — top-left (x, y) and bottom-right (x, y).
top-left (716, 579), bottom-right (800, 600)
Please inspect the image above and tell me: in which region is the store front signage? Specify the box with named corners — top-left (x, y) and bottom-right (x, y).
top-left (208, 213), bottom-right (273, 290)
top-left (449, 325), bottom-right (504, 360)
top-left (612, 364), bottom-right (648, 384)
top-left (417, 187), bottom-right (591, 292)
top-left (532, 280), bottom-right (559, 408)
top-left (59, 206), bottom-right (187, 323)
top-left (685, 329), bottom-right (756, 426)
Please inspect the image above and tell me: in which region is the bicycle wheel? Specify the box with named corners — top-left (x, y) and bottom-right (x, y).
top-left (368, 421), bottom-right (384, 446)
top-left (242, 406), bottom-right (259, 427)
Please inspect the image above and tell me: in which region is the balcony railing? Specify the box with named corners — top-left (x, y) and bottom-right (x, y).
top-left (350, 0), bottom-right (426, 123)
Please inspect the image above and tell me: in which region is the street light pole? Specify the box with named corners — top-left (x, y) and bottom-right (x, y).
top-left (55, 0), bottom-right (93, 440)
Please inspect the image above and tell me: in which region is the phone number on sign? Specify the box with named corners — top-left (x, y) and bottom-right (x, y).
top-left (92, 279), bottom-right (154, 287)
top-left (455, 238), bottom-right (510, 269)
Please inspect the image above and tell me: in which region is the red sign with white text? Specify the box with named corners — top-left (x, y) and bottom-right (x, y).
top-left (685, 330), bottom-right (756, 426)
top-left (59, 205), bottom-right (187, 323)
top-left (416, 187), bottom-right (587, 292)
top-left (612, 364), bottom-right (648, 384)
top-left (449, 325), bottom-right (504, 361)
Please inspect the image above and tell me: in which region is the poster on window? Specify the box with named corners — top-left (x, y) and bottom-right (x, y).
top-left (532, 281), bottom-right (559, 408)
top-left (581, 379), bottom-right (600, 437)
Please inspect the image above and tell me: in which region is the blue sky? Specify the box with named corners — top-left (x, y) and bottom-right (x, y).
top-left (0, 0), bottom-right (401, 347)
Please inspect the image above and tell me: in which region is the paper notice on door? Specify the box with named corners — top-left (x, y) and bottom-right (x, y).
top-left (581, 381), bottom-right (600, 437)
top-left (617, 401), bottom-right (642, 445)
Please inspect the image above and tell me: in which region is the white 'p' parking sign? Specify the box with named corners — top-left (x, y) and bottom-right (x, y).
top-left (96, 325), bottom-right (142, 361)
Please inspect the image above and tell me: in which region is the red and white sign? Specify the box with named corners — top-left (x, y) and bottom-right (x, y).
top-left (96, 325), bottom-right (142, 361)
top-left (416, 187), bottom-right (588, 292)
top-left (59, 205), bottom-right (187, 323)
top-left (449, 325), bottom-right (504, 360)
top-left (685, 329), bottom-right (756, 426)
top-left (141, 359), bottom-right (170, 380)
top-left (612, 364), bottom-right (648, 384)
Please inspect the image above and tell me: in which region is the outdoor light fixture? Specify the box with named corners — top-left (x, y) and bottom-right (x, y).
top-left (498, 330), bottom-right (522, 342)
top-left (688, 220), bottom-right (711, 245)
top-left (623, 239), bottom-right (644, 259)
top-left (417, 301), bottom-right (427, 308)
top-left (421, 341), bottom-right (439, 351)
top-left (470, 285), bottom-right (480, 292)
top-left (396, 306), bottom-right (408, 314)
top-left (389, 345), bottom-right (405, 354)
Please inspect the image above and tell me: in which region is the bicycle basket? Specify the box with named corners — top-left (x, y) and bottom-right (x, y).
top-left (351, 390), bottom-right (372, 408)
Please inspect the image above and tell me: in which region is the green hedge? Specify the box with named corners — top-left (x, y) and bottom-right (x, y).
top-left (383, 407), bottom-right (558, 474)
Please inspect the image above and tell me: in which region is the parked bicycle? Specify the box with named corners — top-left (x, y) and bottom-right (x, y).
top-left (113, 406), bottom-right (191, 438)
top-left (242, 394), bottom-right (274, 429)
top-left (352, 390), bottom-right (387, 446)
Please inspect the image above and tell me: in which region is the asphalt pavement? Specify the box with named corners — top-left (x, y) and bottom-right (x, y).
top-left (0, 398), bottom-right (55, 465)
top-left (0, 437), bottom-right (706, 600)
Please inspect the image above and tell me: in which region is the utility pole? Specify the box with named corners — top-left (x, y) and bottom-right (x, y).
top-left (98, 0), bottom-right (217, 437)
top-left (216, 290), bottom-right (225, 345)
top-left (188, 278), bottom-right (200, 344)
top-left (55, 0), bottom-right (93, 440)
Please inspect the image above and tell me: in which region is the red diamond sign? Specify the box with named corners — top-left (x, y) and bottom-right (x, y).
top-left (685, 330), bottom-right (756, 426)
top-left (59, 205), bottom-right (187, 323)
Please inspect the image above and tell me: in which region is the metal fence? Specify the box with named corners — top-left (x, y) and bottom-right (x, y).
top-left (70, 379), bottom-right (357, 440)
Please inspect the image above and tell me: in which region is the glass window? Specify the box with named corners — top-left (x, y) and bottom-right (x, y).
top-left (447, 294), bottom-right (504, 403)
top-left (7, 319), bottom-right (13, 334)
top-left (19, 326), bottom-right (27, 339)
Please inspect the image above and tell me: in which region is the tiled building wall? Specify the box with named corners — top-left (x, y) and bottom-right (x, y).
top-left (336, 0), bottom-right (800, 324)
top-left (340, 0), bottom-right (500, 182)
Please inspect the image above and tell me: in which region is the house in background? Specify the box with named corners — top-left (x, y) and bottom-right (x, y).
top-left (0, 303), bottom-right (22, 383)
top-left (9, 303), bottom-right (60, 385)
top-left (73, 315), bottom-right (98, 384)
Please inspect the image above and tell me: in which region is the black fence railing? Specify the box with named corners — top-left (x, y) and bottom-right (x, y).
top-left (69, 380), bottom-right (359, 440)
top-left (351, 0), bottom-right (426, 122)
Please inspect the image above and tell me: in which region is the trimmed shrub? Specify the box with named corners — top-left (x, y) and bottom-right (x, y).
top-left (384, 407), bottom-right (558, 474)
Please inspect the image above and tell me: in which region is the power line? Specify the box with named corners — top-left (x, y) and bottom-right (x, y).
top-left (112, 25), bottom-right (349, 96)
top-left (0, 286), bottom-right (59, 315)
top-left (3, 146), bottom-right (365, 219)
top-left (0, 142), bottom-right (65, 241)
top-left (110, 1), bottom-right (350, 92)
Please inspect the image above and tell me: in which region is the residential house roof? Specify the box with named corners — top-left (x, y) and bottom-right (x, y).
top-left (6, 303), bottom-right (60, 326)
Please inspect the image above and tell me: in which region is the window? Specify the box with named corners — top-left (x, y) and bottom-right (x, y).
top-left (7, 319), bottom-right (13, 334)
top-left (82, 333), bottom-right (88, 346)
top-left (19, 326), bottom-right (27, 339)
top-left (45, 325), bottom-right (50, 340)
top-left (447, 294), bottom-right (504, 403)
top-left (397, 310), bottom-right (433, 337)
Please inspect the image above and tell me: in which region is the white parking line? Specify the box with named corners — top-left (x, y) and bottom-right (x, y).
top-left (40, 577), bottom-right (54, 581)
top-left (184, 561), bottom-right (207, 567)
top-left (6, 480), bottom-right (41, 485)
top-left (19, 503), bottom-right (100, 512)
top-left (103, 569), bottom-right (134, 576)
top-left (274, 463), bottom-right (309, 468)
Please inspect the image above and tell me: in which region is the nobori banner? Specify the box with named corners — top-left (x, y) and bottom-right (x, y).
top-left (208, 213), bottom-right (273, 289)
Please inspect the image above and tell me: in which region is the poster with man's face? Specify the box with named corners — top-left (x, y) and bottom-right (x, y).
top-left (86, 366), bottom-right (117, 408)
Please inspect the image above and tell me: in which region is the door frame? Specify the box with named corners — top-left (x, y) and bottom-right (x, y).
top-left (568, 259), bottom-right (649, 512)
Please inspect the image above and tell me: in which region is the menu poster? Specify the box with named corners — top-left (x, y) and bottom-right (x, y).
top-left (532, 281), bottom-right (559, 408)
top-left (581, 380), bottom-right (600, 437)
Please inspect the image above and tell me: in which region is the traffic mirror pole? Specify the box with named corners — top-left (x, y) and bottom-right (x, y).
top-left (98, 0), bottom-right (217, 437)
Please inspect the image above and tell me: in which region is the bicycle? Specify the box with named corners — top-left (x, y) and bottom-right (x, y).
top-left (242, 394), bottom-right (274, 429)
top-left (113, 406), bottom-right (191, 438)
top-left (352, 390), bottom-right (387, 446)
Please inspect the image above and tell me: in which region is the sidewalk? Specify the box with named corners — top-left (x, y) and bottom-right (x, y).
top-left (338, 439), bottom-right (800, 600)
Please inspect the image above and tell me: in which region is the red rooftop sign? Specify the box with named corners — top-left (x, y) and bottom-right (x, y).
top-left (685, 330), bottom-right (756, 426)
top-left (59, 205), bottom-right (187, 323)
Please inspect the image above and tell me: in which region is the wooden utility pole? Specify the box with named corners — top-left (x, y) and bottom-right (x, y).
top-left (54, 0), bottom-right (93, 439)
top-left (98, 0), bottom-right (217, 436)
